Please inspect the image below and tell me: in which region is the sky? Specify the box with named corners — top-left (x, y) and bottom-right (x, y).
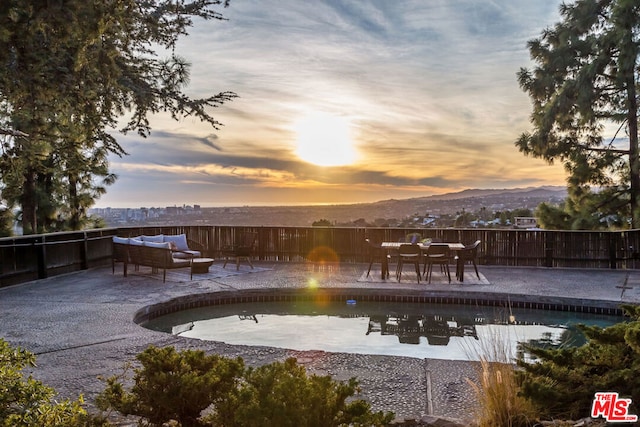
top-left (98, 0), bottom-right (569, 209)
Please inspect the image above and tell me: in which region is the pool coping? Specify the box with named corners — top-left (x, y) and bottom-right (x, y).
top-left (134, 287), bottom-right (625, 325)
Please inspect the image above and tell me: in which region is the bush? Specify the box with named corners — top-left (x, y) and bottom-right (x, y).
top-left (517, 304), bottom-right (640, 420)
top-left (97, 346), bottom-right (244, 427)
top-left (0, 339), bottom-right (104, 427)
top-left (209, 357), bottom-right (394, 427)
top-left (98, 346), bottom-right (394, 427)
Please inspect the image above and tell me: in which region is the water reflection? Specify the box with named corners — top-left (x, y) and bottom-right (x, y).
top-left (366, 315), bottom-right (479, 345)
top-left (144, 301), bottom-right (623, 361)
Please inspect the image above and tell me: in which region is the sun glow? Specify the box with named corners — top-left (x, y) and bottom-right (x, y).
top-left (293, 113), bottom-right (357, 167)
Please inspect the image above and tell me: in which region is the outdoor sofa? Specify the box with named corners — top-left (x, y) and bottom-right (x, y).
top-left (112, 234), bottom-right (204, 282)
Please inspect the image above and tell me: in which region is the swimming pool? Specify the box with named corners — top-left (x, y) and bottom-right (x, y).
top-left (142, 299), bottom-right (623, 361)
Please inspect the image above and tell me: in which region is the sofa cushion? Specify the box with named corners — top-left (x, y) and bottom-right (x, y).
top-left (170, 258), bottom-right (191, 268)
top-left (128, 238), bottom-right (144, 246)
top-left (113, 236), bottom-right (129, 244)
top-left (141, 234), bottom-right (164, 243)
top-left (172, 250), bottom-right (201, 259)
top-left (163, 234), bottom-right (189, 251)
top-left (144, 241), bottom-right (171, 250)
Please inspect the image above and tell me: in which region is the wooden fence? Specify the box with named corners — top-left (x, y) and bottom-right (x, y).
top-left (2, 225), bottom-right (640, 288)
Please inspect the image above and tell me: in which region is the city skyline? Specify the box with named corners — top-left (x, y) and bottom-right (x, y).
top-left (98, 0), bottom-right (570, 208)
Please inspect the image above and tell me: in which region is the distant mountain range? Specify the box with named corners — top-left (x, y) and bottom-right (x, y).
top-left (411, 186), bottom-right (567, 201)
top-left (190, 186), bottom-right (568, 226)
top-left (350, 186), bottom-right (568, 221)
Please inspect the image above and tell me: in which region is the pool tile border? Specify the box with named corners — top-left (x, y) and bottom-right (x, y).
top-left (133, 288), bottom-right (624, 325)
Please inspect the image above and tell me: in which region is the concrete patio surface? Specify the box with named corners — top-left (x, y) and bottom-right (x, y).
top-left (1, 261), bottom-right (639, 425)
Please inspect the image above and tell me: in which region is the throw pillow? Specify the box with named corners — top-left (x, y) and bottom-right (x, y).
top-left (163, 234), bottom-right (189, 251)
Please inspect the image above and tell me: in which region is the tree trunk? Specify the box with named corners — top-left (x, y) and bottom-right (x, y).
top-left (21, 169), bottom-right (37, 235)
top-left (68, 175), bottom-right (80, 230)
top-left (627, 86), bottom-right (639, 228)
top-left (623, 22), bottom-right (640, 228)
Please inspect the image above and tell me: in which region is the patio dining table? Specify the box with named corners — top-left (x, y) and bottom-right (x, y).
top-left (379, 242), bottom-right (465, 281)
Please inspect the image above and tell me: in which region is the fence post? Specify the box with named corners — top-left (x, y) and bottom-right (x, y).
top-left (80, 232), bottom-right (88, 270)
top-left (609, 234), bottom-right (617, 269)
top-left (36, 236), bottom-right (47, 279)
top-left (545, 232), bottom-right (553, 268)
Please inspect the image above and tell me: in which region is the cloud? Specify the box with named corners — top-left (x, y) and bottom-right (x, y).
top-left (98, 0), bottom-right (568, 208)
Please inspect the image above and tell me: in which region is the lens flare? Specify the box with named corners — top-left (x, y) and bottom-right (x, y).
top-left (307, 278), bottom-right (319, 289)
top-left (307, 246), bottom-right (340, 265)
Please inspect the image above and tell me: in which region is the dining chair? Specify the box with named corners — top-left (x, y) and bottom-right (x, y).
top-left (222, 231), bottom-right (258, 270)
top-left (455, 240), bottom-right (481, 281)
top-left (365, 238), bottom-right (390, 279)
top-left (396, 244), bottom-right (422, 283)
top-left (423, 244), bottom-right (452, 283)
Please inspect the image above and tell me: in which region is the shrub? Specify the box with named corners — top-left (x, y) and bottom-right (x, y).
top-left (0, 339), bottom-right (103, 427)
top-left (98, 347), bottom-right (394, 427)
top-left (209, 357), bottom-right (394, 427)
top-left (97, 346), bottom-right (244, 427)
top-left (517, 304), bottom-right (640, 420)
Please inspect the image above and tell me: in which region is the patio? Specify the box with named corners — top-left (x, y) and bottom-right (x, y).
top-left (1, 260), bottom-right (638, 425)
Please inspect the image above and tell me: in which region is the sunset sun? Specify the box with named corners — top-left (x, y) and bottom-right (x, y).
top-left (294, 113), bottom-right (357, 167)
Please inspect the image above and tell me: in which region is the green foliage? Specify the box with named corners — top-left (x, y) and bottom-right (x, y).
top-left (210, 357), bottom-right (393, 427)
top-left (0, 206), bottom-right (13, 237)
top-left (517, 305), bottom-right (640, 420)
top-left (516, 0), bottom-right (640, 228)
top-left (0, 338), bottom-right (104, 427)
top-left (0, 0), bottom-right (236, 233)
top-left (98, 347), bottom-right (394, 427)
top-left (312, 219), bottom-right (332, 226)
top-left (535, 185), bottom-right (628, 230)
top-left (97, 346), bottom-right (244, 427)
top-left (454, 210), bottom-right (474, 227)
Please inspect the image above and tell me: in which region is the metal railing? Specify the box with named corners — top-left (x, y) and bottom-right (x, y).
top-left (2, 225), bottom-right (639, 288)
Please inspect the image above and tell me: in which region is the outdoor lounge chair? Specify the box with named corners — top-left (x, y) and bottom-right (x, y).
top-left (112, 237), bottom-right (193, 282)
top-left (112, 236), bottom-right (130, 274)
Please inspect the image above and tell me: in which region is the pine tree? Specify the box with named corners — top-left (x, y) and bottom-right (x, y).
top-left (517, 304), bottom-right (640, 420)
top-left (0, 0), bottom-right (236, 233)
top-left (516, 0), bottom-right (640, 229)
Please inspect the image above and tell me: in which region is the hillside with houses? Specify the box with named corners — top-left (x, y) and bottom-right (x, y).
top-left (92, 186), bottom-right (567, 228)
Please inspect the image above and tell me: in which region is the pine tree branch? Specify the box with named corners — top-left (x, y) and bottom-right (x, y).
top-left (0, 128), bottom-right (28, 137)
top-left (576, 145), bottom-right (629, 154)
